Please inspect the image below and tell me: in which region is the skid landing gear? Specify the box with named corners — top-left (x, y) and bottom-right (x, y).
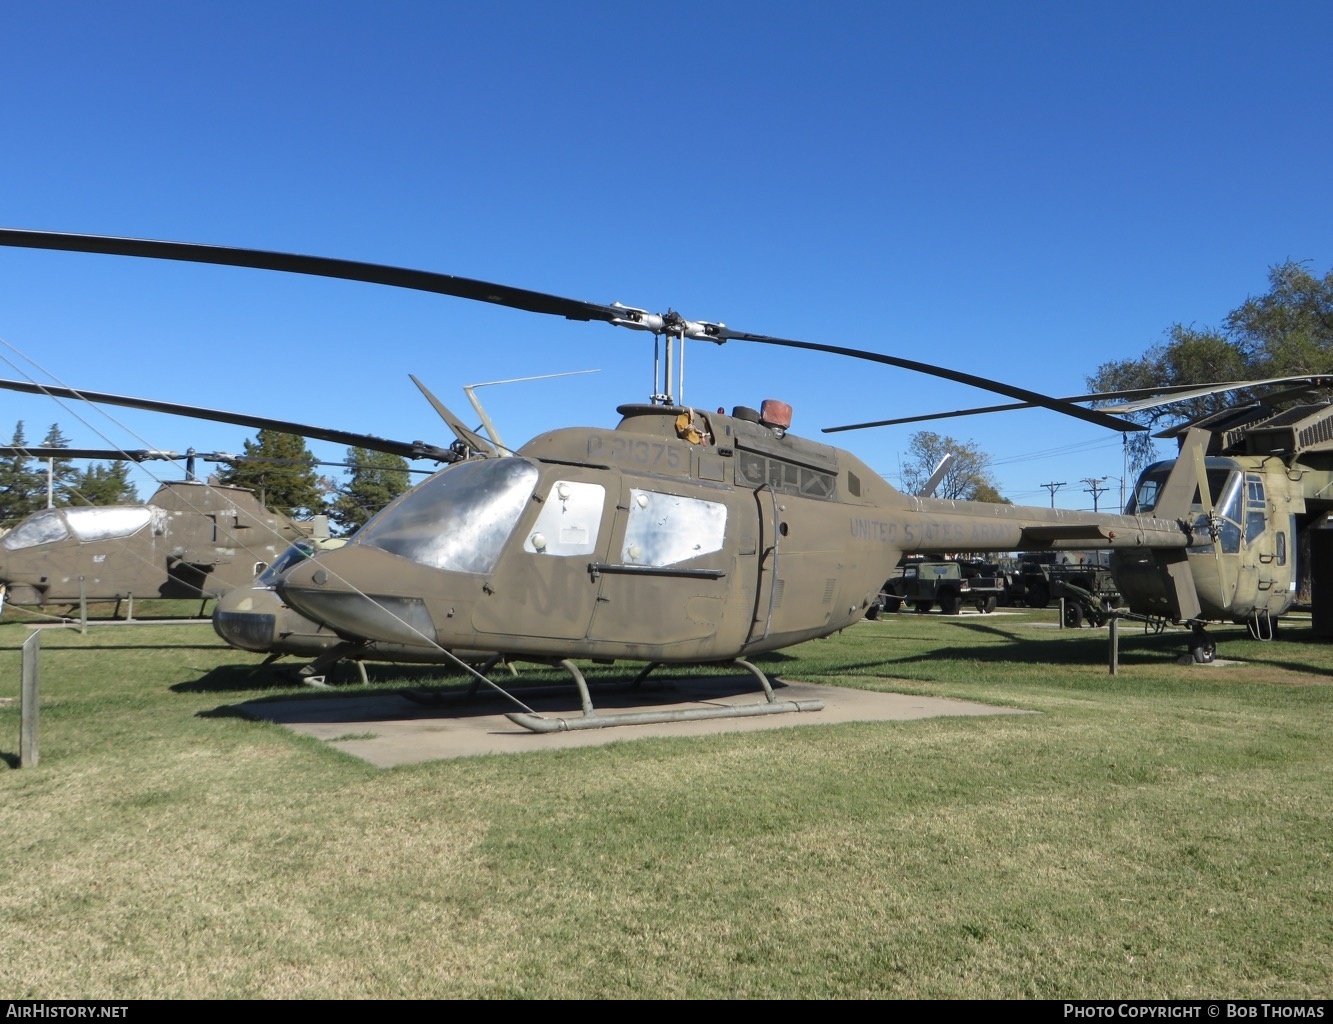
top-left (505, 658), bottom-right (825, 733)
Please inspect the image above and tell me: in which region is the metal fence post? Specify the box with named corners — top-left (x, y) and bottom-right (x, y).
top-left (1109, 615), bottom-right (1120, 676)
top-left (20, 630), bottom-right (39, 767)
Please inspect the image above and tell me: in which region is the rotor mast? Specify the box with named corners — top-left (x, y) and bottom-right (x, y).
top-left (649, 326), bottom-right (686, 406)
top-left (609, 304), bottom-right (725, 407)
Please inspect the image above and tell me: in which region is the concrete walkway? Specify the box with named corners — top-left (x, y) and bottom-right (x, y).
top-left (236, 676), bottom-right (1034, 766)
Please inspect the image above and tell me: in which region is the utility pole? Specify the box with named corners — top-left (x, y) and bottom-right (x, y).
top-left (1041, 481), bottom-right (1066, 508)
top-left (1083, 477), bottom-right (1110, 512)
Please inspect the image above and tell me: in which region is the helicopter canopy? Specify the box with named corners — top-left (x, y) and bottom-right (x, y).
top-left (354, 459), bottom-right (538, 574)
top-left (3, 506), bottom-right (156, 549)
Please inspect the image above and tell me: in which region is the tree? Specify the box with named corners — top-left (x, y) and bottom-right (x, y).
top-left (1087, 260), bottom-right (1333, 475)
top-left (968, 482), bottom-right (1012, 505)
top-left (217, 430), bottom-right (324, 517)
top-left (328, 447), bottom-right (411, 534)
top-left (0, 421), bottom-right (44, 527)
top-left (899, 431), bottom-right (1005, 502)
top-left (1226, 261), bottom-right (1333, 376)
top-left (66, 461), bottom-right (138, 506)
top-left (41, 423), bottom-right (80, 507)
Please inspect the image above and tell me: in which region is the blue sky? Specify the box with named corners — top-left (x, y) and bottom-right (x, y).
top-left (1, 1), bottom-right (1330, 510)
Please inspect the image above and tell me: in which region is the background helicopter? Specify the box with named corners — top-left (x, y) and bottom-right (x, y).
top-left (1106, 385), bottom-right (1333, 659)
top-left (827, 376), bottom-right (1333, 662)
top-left (0, 229), bottom-right (1200, 729)
top-left (0, 446), bottom-right (315, 613)
top-left (0, 430), bottom-right (441, 616)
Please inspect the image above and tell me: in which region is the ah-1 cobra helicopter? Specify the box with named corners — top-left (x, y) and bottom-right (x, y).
top-left (0, 426), bottom-right (443, 616)
top-left (0, 445), bottom-right (318, 613)
top-left (827, 376), bottom-right (1333, 662)
top-left (0, 228), bottom-right (1201, 729)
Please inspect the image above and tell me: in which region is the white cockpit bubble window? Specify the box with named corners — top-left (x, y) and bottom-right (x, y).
top-left (3, 510), bottom-right (69, 549)
top-left (64, 506), bottom-right (154, 542)
top-left (3, 506), bottom-right (154, 549)
top-left (621, 489), bottom-right (727, 567)
top-left (524, 480), bottom-right (605, 555)
top-left (356, 458), bottom-right (539, 573)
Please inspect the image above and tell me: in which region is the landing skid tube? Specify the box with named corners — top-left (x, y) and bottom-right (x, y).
top-left (283, 642), bottom-right (372, 688)
top-left (505, 658), bottom-right (825, 733)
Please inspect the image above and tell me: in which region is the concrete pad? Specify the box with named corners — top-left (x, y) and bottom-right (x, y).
top-left (235, 677), bottom-right (1034, 766)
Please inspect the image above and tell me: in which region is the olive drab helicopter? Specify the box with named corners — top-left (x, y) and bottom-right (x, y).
top-left (827, 375), bottom-right (1333, 663)
top-left (0, 228), bottom-right (1201, 730)
top-left (1107, 392), bottom-right (1333, 660)
top-left (0, 375), bottom-right (519, 679)
top-left (0, 445), bottom-right (319, 613)
top-left (0, 422), bottom-right (448, 616)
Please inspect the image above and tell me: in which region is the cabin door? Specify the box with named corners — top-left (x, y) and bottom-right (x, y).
top-left (585, 482), bottom-right (742, 651)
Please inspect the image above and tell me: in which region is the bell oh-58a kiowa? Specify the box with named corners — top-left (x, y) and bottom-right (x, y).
top-left (0, 229), bottom-right (1205, 730)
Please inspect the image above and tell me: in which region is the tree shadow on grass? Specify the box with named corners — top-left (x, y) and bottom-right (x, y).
top-left (0, 640), bottom-right (226, 652)
top-left (192, 657), bottom-right (809, 723)
top-left (766, 628), bottom-right (1184, 676)
top-left (172, 660), bottom-right (477, 696)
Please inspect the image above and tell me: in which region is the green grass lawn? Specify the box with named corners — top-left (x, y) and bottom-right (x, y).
top-left (0, 609), bottom-right (1328, 998)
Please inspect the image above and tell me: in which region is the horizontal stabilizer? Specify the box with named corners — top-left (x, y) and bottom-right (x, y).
top-left (1017, 519), bottom-right (1190, 549)
top-left (1020, 524), bottom-right (1122, 543)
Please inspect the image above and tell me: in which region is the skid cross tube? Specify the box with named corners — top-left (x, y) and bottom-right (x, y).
top-left (505, 657), bottom-right (824, 733)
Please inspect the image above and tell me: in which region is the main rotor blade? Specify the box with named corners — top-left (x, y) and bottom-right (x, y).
top-left (0, 228), bottom-right (1137, 431)
top-left (0, 379), bottom-right (456, 464)
top-left (0, 446), bottom-right (434, 475)
top-left (1098, 375), bottom-right (1333, 414)
top-left (821, 383), bottom-right (1258, 434)
top-left (0, 228), bottom-right (626, 324)
top-left (196, 452), bottom-right (436, 474)
top-left (0, 446), bottom-right (183, 461)
top-left (713, 329), bottom-right (1142, 431)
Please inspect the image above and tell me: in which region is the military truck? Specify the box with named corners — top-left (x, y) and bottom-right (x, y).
top-left (876, 558), bottom-right (1007, 615)
top-left (1008, 555), bottom-right (1121, 627)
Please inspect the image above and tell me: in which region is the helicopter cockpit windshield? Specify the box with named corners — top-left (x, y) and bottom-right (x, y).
top-left (1127, 458), bottom-right (1245, 554)
top-left (255, 539), bottom-right (318, 587)
top-left (1127, 460), bottom-right (1239, 517)
top-left (2, 510), bottom-right (67, 549)
top-left (3, 506), bottom-right (155, 549)
top-left (1187, 468), bottom-right (1243, 554)
top-left (353, 458), bottom-right (539, 573)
